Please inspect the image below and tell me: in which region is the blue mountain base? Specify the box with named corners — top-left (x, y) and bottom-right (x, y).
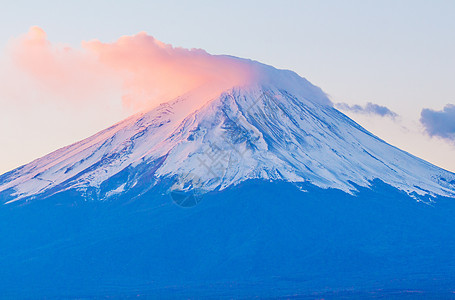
top-left (1, 180), bottom-right (455, 298)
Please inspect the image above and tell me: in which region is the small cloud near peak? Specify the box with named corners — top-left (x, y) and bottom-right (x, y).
top-left (421, 104), bottom-right (455, 141)
top-left (335, 102), bottom-right (398, 119)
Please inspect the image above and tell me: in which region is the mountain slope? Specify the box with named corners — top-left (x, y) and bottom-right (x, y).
top-left (0, 62), bottom-right (454, 203)
top-left (2, 180), bottom-right (455, 298)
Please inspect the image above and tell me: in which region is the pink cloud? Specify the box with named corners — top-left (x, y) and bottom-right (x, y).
top-left (8, 27), bottom-right (256, 111)
top-left (8, 26), bottom-right (118, 105)
top-left (82, 32), bottom-right (255, 110)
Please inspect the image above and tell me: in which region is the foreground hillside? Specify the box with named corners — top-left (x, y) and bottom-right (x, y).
top-left (1, 180), bottom-right (455, 298)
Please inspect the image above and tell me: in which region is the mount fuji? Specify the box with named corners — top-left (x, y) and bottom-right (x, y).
top-left (1, 58), bottom-right (455, 298)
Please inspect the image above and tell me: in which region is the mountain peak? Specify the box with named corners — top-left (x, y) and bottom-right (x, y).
top-left (1, 67), bottom-right (454, 203)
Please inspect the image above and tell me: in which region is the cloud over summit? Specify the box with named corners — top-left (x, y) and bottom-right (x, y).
top-left (83, 32), bottom-right (255, 109)
top-left (7, 27), bottom-right (255, 111)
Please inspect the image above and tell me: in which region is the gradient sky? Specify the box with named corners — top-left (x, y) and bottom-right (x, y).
top-left (0, 0), bottom-right (454, 174)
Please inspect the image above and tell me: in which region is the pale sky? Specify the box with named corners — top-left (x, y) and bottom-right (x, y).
top-left (0, 0), bottom-right (454, 174)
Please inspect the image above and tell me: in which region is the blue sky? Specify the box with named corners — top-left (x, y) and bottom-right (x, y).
top-left (0, 0), bottom-right (454, 173)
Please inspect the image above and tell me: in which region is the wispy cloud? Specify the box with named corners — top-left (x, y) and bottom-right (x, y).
top-left (6, 26), bottom-right (257, 111)
top-left (335, 102), bottom-right (398, 119)
top-left (6, 26), bottom-right (119, 105)
top-left (420, 104), bottom-right (455, 141)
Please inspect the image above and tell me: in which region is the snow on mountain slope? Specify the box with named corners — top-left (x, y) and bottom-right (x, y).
top-left (1, 61), bottom-right (454, 203)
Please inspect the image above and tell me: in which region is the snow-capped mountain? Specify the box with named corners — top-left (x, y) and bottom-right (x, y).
top-left (2, 58), bottom-right (455, 299)
top-left (1, 61), bottom-right (454, 203)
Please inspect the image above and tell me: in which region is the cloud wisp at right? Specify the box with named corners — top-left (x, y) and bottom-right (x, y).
top-left (421, 104), bottom-right (455, 141)
top-left (335, 102), bottom-right (398, 119)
